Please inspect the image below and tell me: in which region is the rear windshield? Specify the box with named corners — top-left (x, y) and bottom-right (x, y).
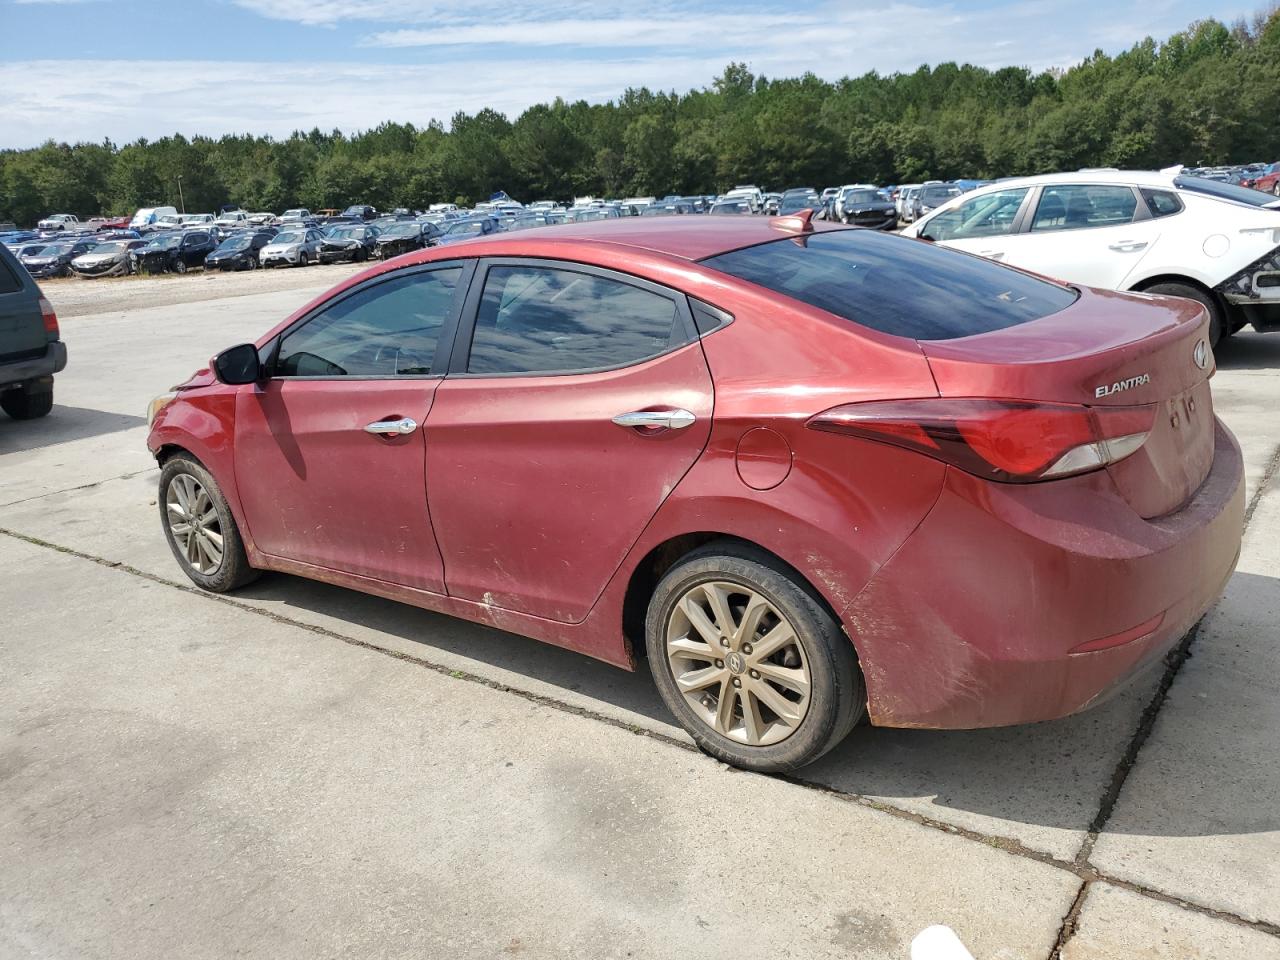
top-left (701, 229), bottom-right (1078, 340)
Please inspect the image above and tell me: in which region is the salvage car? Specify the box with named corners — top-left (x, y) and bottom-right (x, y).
top-left (260, 227), bottom-right (323, 267)
top-left (20, 238), bottom-right (100, 279)
top-left (0, 241), bottom-right (66, 419)
top-left (205, 231), bottom-right (275, 271)
top-left (133, 230), bottom-right (217, 274)
top-left (69, 238), bottom-right (147, 278)
top-left (433, 217), bottom-right (502, 246)
top-left (319, 224), bottom-right (381, 264)
top-left (373, 221), bottom-right (441, 260)
top-left (904, 170), bottom-right (1280, 344)
top-left (833, 184), bottom-right (898, 229)
top-left (146, 213), bottom-right (1243, 772)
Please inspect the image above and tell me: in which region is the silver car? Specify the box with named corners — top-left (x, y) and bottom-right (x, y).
top-left (259, 228), bottom-right (323, 268)
top-left (69, 239), bottom-right (147, 278)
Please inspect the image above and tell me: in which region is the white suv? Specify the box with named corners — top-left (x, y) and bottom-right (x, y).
top-left (903, 170), bottom-right (1280, 344)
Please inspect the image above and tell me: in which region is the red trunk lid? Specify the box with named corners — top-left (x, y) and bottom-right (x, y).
top-left (919, 287), bottom-right (1215, 518)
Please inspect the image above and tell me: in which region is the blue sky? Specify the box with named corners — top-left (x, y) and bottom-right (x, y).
top-left (0, 0), bottom-right (1254, 148)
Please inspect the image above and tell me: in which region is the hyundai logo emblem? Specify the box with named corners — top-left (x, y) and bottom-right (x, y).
top-left (1193, 339), bottom-right (1209, 370)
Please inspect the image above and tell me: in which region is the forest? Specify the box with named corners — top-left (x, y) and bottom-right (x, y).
top-left (2, 9), bottom-right (1279, 225)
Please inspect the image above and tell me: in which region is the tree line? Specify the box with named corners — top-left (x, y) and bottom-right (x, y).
top-left (3, 9), bottom-right (1280, 226)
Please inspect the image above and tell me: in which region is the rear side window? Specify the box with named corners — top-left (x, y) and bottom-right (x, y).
top-left (276, 267), bottom-right (461, 377)
top-left (0, 249), bottom-right (23, 293)
top-left (1031, 185), bottom-right (1137, 231)
top-left (702, 229), bottom-right (1077, 341)
top-left (1141, 189), bottom-right (1183, 218)
top-left (467, 265), bottom-right (684, 374)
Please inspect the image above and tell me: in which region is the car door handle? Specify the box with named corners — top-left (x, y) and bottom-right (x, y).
top-left (363, 417), bottom-right (418, 436)
top-left (612, 409), bottom-right (697, 431)
top-left (978, 250), bottom-right (1005, 260)
top-left (1109, 240), bottom-right (1148, 252)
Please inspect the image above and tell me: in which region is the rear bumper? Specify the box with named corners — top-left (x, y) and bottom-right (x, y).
top-left (0, 342), bottom-right (68, 388)
top-left (844, 418), bottom-right (1245, 729)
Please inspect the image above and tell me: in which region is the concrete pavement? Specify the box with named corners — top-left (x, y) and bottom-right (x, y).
top-left (2, 276), bottom-right (1278, 958)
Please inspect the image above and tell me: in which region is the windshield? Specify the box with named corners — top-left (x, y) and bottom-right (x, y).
top-left (702, 229), bottom-right (1077, 340)
top-left (382, 223), bottom-right (420, 238)
top-left (39, 243), bottom-right (72, 257)
top-left (216, 235), bottom-right (252, 252)
top-left (1174, 175), bottom-right (1279, 207)
top-left (710, 201), bottom-right (749, 215)
top-left (146, 235), bottom-right (181, 251)
top-left (328, 227), bottom-right (364, 240)
top-left (283, 210), bottom-right (306, 217)
top-left (920, 185), bottom-right (961, 204)
top-left (573, 209), bottom-right (610, 221)
top-left (273, 231), bottom-right (303, 244)
top-left (841, 189), bottom-right (880, 204)
top-left (89, 241), bottom-right (127, 255)
top-left (444, 221), bottom-right (484, 236)
top-left (342, 207), bottom-right (367, 217)
top-left (779, 196), bottom-right (818, 214)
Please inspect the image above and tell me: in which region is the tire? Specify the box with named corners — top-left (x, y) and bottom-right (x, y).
top-left (1, 383), bottom-right (54, 420)
top-left (356, 248), bottom-right (367, 262)
top-left (298, 252), bottom-right (309, 267)
top-left (174, 259), bottom-right (187, 274)
top-left (158, 454), bottom-right (259, 593)
top-left (645, 541), bottom-right (863, 772)
top-left (1141, 281), bottom-right (1223, 347)
top-left (1273, 183), bottom-right (1279, 197)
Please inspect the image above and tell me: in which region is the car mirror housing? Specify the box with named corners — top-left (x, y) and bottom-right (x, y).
top-left (213, 343), bottom-right (262, 385)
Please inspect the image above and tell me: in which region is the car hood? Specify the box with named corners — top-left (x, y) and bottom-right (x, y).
top-left (73, 253), bottom-right (119, 265)
top-left (263, 242), bottom-right (299, 252)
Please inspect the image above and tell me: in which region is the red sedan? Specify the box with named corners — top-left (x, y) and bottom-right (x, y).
top-left (146, 213), bottom-right (1244, 772)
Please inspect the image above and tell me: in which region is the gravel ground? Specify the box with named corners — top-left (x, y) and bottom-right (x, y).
top-left (40, 262), bottom-right (370, 318)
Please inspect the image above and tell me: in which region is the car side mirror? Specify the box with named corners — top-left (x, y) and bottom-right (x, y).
top-left (213, 343), bottom-right (262, 385)
top-left (918, 232), bottom-right (936, 243)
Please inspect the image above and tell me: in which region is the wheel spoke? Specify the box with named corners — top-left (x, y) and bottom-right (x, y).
top-left (751, 676), bottom-right (803, 724)
top-left (667, 635), bottom-right (717, 662)
top-left (702, 583), bottom-right (735, 639)
top-left (754, 661), bottom-right (810, 697)
top-left (714, 678), bottom-right (737, 734)
top-left (748, 622), bottom-right (796, 663)
top-left (202, 526), bottom-right (224, 550)
top-left (733, 593), bottom-right (770, 645)
top-left (681, 596), bottom-right (722, 648)
top-left (740, 687), bottom-right (765, 744)
top-left (675, 664), bottom-right (727, 694)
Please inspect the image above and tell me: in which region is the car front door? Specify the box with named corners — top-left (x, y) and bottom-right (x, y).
top-left (997, 183), bottom-right (1160, 289)
top-left (916, 187), bottom-right (1031, 264)
top-left (233, 263), bottom-right (467, 591)
top-left (426, 259), bottom-right (714, 623)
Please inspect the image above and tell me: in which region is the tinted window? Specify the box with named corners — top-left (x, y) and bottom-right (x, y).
top-left (919, 185), bottom-right (960, 205)
top-left (0, 251), bottom-right (22, 294)
top-left (702, 229), bottom-right (1077, 341)
top-left (276, 268), bottom-right (460, 377)
top-left (920, 187), bottom-right (1027, 241)
top-left (468, 265), bottom-right (682, 374)
top-left (1031, 185), bottom-right (1137, 231)
top-left (1141, 189), bottom-right (1183, 218)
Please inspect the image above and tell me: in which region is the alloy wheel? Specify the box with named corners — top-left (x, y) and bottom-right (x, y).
top-left (665, 580), bottom-right (811, 746)
top-left (166, 473), bottom-right (223, 574)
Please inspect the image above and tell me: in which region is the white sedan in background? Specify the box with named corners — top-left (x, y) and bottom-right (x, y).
top-left (902, 170), bottom-right (1280, 345)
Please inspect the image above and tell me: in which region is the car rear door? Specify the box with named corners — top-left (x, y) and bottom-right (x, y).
top-left (233, 263), bottom-right (468, 591)
top-left (426, 258), bottom-right (713, 623)
top-left (997, 183), bottom-right (1161, 289)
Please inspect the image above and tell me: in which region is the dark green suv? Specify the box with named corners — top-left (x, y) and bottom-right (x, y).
top-left (0, 242), bottom-right (66, 419)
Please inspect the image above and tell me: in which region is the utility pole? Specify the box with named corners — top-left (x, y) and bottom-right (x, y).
top-left (177, 176), bottom-right (185, 213)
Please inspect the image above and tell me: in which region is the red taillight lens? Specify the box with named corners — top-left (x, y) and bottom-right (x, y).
top-left (39, 297), bottom-right (59, 339)
top-left (808, 398), bottom-right (1156, 483)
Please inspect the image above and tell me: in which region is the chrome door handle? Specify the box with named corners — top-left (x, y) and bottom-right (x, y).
top-left (363, 417), bottom-right (418, 436)
top-left (1109, 240), bottom-right (1148, 252)
top-left (612, 409), bottom-right (696, 430)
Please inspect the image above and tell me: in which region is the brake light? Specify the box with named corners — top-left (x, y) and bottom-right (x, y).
top-left (807, 399), bottom-right (1156, 483)
top-left (39, 297), bottom-right (59, 339)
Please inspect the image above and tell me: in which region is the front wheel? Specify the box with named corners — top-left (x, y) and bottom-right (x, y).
top-left (174, 259), bottom-right (187, 274)
top-left (158, 455), bottom-right (260, 592)
top-left (298, 251), bottom-right (310, 267)
top-left (645, 542), bottom-right (863, 772)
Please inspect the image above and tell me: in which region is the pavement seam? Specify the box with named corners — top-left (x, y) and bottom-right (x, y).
top-left (4, 521), bottom-right (1280, 942)
top-left (0, 468), bottom-right (153, 509)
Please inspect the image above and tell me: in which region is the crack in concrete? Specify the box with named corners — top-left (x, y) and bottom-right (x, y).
top-left (3, 518), bottom-right (1279, 945)
top-left (0, 468), bottom-right (153, 509)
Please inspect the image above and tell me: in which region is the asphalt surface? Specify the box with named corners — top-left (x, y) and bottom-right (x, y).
top-left (2, 271), bottom-right (1279, 959)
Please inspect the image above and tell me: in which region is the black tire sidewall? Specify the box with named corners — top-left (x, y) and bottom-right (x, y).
top-left (158, 456), bottom-right (257, 592)
top-left (645, 548), bottom-right (862, 772)
top-left (1143, 282), bottom-right (1223, 347)
top-left (0, 384), bottom-right (53, 419)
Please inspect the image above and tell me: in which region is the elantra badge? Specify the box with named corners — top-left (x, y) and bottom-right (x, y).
top-left (1095, 374), bottom-right (1151, 398)
top-left (1193, 339), bottom-right (1209, 370)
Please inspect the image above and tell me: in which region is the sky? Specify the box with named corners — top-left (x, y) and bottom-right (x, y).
top-left (0, 0), bottom-right (1256, 149)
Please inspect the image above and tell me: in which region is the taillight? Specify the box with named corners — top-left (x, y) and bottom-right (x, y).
top-left (39, 297), bottom-right (59, 339)
top-left (807, 398), bottom-right (1156, 483)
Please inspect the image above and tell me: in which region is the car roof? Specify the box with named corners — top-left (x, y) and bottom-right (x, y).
top-left (447, 214), bottom-right (840, 261)
top-left (971, 170), bottom-right (1177, 190)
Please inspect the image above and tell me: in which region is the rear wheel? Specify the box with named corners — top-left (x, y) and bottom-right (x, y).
top-left (1141, 282), bottom-right (1223, 347)
top-left (298, 251), bottom-right (310, 267)
top-left (158, 455), bottom-right (259, 592)
top-left (1, 382), bottom-right (53, 420)
top-left (646, 542), bottom-right (863, 772)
